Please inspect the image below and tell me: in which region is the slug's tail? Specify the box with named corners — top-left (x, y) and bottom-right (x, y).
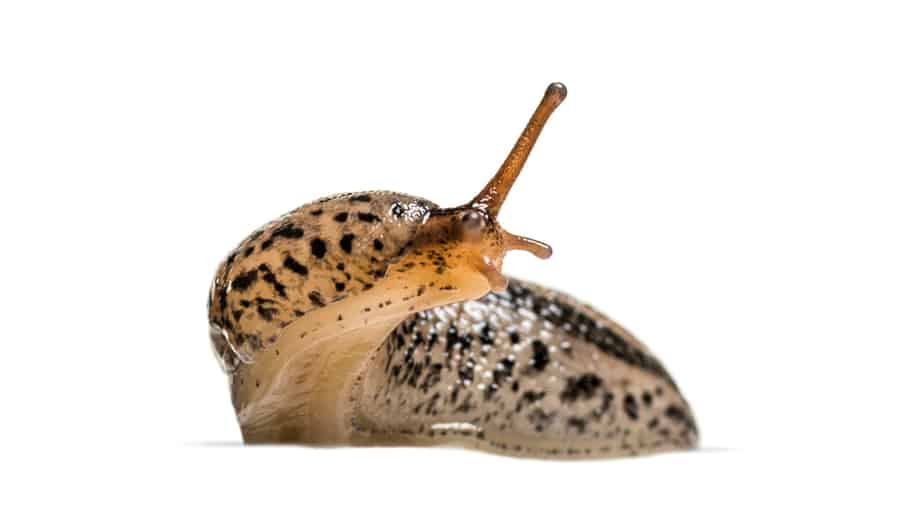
top-left (351, 278), bottom-right (699, 459)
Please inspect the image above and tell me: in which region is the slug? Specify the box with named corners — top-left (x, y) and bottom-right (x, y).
top-left (207, 83), bottom-right (699, 458)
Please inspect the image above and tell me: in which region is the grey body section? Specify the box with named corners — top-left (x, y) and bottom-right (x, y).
top-left (356, 278), bottom-right (698, 458)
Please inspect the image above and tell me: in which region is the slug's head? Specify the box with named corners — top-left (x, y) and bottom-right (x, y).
top-left (415, 205), bottom-right (552, 294)
top-left (410, 82), bottom-right (566, 293)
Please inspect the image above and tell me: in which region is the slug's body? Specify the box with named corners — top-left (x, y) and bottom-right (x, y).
top-left (208, 83), bottom-right (698, 458)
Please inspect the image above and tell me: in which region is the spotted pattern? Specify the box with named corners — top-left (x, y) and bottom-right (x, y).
top-left (355, 278), bottom-right (698, 458)
top-left (208, 191), bottom-right (435, 372)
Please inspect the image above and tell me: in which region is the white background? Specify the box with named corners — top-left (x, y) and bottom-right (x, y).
top-left (2, 1), bottom-right (898, 528)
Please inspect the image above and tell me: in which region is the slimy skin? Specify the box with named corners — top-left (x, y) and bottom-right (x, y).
top-left (355, 279), bottom-right (697, 458)
top-left (207, 83), bottom-right (699, 458)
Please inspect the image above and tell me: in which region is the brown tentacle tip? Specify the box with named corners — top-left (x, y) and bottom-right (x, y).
top-left (546, 82), bottom-right (567, 102)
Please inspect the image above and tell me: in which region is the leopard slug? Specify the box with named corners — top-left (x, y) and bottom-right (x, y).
top-left (207, 83), bottom-right (699, 458)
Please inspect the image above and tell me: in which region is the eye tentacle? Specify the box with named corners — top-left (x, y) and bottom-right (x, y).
top-left (470, 82), bottom-right (567, 216)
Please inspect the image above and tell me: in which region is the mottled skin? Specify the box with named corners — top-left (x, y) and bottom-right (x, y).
top-left (206, 83), bottom-right (699, 458)
top-left (207, 192), bottom-right (698, 457)
top-left (208, 192), bottom-right (434, 372)
top-left (355, 279), bottom-right (697, 458)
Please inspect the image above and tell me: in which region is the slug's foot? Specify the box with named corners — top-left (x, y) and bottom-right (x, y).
top-left (354, 419), bottom-right (698, 460)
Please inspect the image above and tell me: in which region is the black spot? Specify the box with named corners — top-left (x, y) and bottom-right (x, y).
top-left (357, 212), bottom-right (380, 223)
top-left (457, 362), bottom-right (474, 385)
top-left (445, 325), bottom-right (460, 353)
top-left (217, 287), bottom-right (227, 311)
top-left (333, 212), bottom-right (349, 222)
top-left (521, 390), bottom-right (545, 405)
top-left (244, 334), bottom-right (262, 350)
top-left (527, 409), bottom-right (555, 432)
top-left (340, 234), bottom-right (355, 254)
top-left (664, 405), bottom-right (697, 434)
top-left (509, 331), bottom-right (520, 345)
top-left (560, 374), bottom-right (602, 403)
top-left (272, 223), bottom-right (304, 240)
top-left (624, 394), bottom-right (639, 420)
top-left (665, 405), bottom-right (686, 421)
top-left (420, 365), bottom-right (443, 394)
top-left (592, 392), bottom-right (615, 419)
top-left (391, 203), bottom-right (406, 217)
top-left (310, 209), bottom-right (323, 216)
top-left (243, 246), bottom-right (254, 257)
top-left (530, 340), bottom-right (550, 371)
top-left (283, 255), bottom-right (308, 276)
top-left (350, 194), bottom-right (372, 202)
top-left (567, 417), bottom-right (587, 434)
top-left (308, 291), bottom-right (326, 307)
top-left (311, 238), bottom-right (327, 258)
top-left (334, 281), bottom-right (346, 292)
top-left (373, 239), bottom-right (383, 251)
top-left (478, 323), bottom-right (494, 346)
top-left (260, 268), bottom-right (287, 298)
top-left (231, 270), bottom-right (258, 291)
top-left (455, 394), bottom-right (474, 414)
top-left (642, 391), bottom-right (654, 407)
top-left (257, 304), bottom-right (278, 321)
top-left (491, 357), bottom-right (515, 391)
